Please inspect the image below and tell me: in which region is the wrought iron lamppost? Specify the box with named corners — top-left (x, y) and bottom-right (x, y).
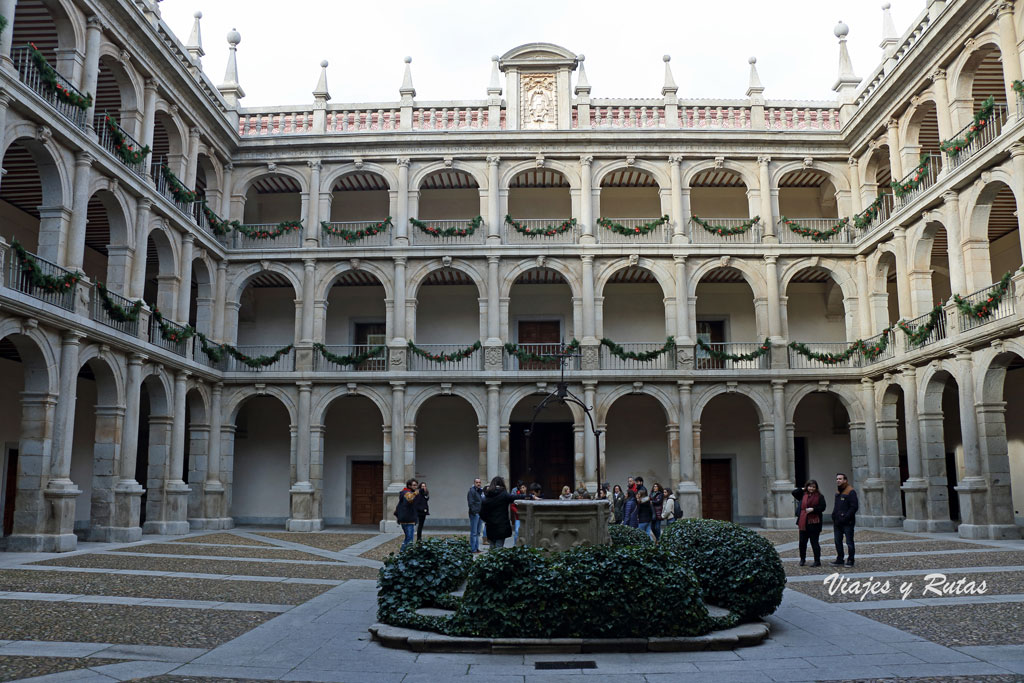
top-left (523, 341), bottom-right (603, 496)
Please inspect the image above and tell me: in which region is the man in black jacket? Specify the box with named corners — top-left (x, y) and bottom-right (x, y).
top-left (394, 478), bottom-right (419, 552)
top-left (831, 473), bottom-right (859, 567)
top-left (467, 478), bottom-right (484, 553)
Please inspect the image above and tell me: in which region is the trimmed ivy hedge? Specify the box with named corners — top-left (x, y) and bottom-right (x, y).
top-left (659, 518), bottom-right (786, 620)
top-left (376, 537), bottom-right (472, 632)
top-left (608, 523), bottom-right (654, 546)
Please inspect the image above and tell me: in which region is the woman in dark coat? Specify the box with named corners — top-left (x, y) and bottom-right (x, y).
top-left (792, 479), bottom-right (826, 566)
top-left (479, 476), bottom-right (527, 548)
top-left (611, 484), bottom-right (625, 524)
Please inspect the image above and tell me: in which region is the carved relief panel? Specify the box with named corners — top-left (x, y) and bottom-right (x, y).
top-left (520, 73), bottom-right (557, 130)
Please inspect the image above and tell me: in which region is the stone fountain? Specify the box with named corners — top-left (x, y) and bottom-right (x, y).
top-left (515, 499), bottom-right (612, 551)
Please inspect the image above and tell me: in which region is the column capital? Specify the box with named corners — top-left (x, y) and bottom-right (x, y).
top-left (61, 330), bottom-right (87, 345)
top-left (87, 15), bottom-right (107, 31)
top-left (942, 190), bottom-right (959, 205)
top-left (306, 159), bottom-right (322, 171)
top-left (393, 256), bottom-right (407, 267)
top-left (487, 255), bottom-right (500, 265)
top-left (390, 380), bottom-right (406, 389)
top-left (757, 155), bottom-right (771, 166)
top-left (211, 381), bottom-right (224, 394)
top-left (144, 78), bottom-right (158, 93)
top-left (892, 226), bottom-right (907, 238)
top-left (886, 117), bottom-right (899, 130)
top-left (296, 380), bottom-right (313, 391)
top-left (137, 197), bottom-right (153, 211)
top-left (930, 68), bottom-right (947, 82)
top-left (668, 154), bottom-right (684, 165)
top-left (673, 254), bottom-right (687, 265)
top-left (763, 254), bottom-right (778, 265)
top-left (128, 353), bottom-right (148, 365)
top-left (860, 376), bottom-right (875, 387)
top-left (771, 379), bottom-right (787, 390)
top-left (953, 347), bottom-right (973, 362)
top-left (0, 89), bottom-right (13, 109)
top-left (486, 155), bottom-right (500, 166)
top-left (224, 162), bottom-right (234, 172)
top-left (486, 381), bottom-right (501, 391)
top-left (189, 126), bottom-right (201, 139)
top-left (1009, 143), bottom-right (1024, 158)
top-left (579, 155), bottom-right (593, 167)
top-left (181, 232), bottom-right (195, 244)
top-left (897, 363), bottom-right (917, 377)
top-left (677, 379), bottom-right (694, 390)
top-left (580, 253), bottom-right (594, 264)
top-left (175, 369), bottom-right (191, 380)
top-left (996, 1), bottom-right (1014, 18)
top-left (396, 157), bottom-right (411, 168)
top-left (847, 156), bottom-right (858, 167)
top-left (855, 253), bottom-right (867, 263)
top-left (75, 151), bottom-right (94, 167)
top-left (217, 260), bottom-right (228, 272)
top-left (303, 258), bottom-right (316, 270)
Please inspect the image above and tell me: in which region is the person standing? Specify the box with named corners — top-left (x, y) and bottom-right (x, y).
top-left (559, 485), bottom-right (573, 501)
top-left (792, 479), bottom-right (826, 566)
top-left (394, 478), bottom-right (419, 552)
top-left (611, 484), bottom-right (625, 524)
top-left (480, 477), bottom-right (527, 548)
top-left (650, 482), bottom-right (665, 541)
top-left (831, 473), bottom-right (859, 567)
top-left (663, 487), bottom-right (679, 525)
top-left (573, 482), bottom-right (592, 499)
top-left (467, 477), bottom-right (484, 553)
top-left (624, 484), bottom-right (638, 527)
top-left (414, 481), bottom-right (430, 542)
top-left (636, 478), bottom-right (653, 538)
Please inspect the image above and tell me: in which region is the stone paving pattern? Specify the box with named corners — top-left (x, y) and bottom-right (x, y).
top-left (0, 526), bottom-right (1017, 681)
top-left (778, 540), bottom-right (990, 557)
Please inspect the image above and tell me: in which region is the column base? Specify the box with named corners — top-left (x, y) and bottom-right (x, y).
top-left (43, 482), bottom-right (81, 549)
top-left (5, 533), bottom-right (79, 552)
top-left (90, 525), bottom-right (143, 543)
top-left (285, 518), bottom-right (324, 532)
top-left (142, 520), bottom-right (191, 535)
top-left (901, 478), bottom-right (928, 528)
top-left (141, 482), bottom-right (190, 536)
top-left (112, 481), bottom-right (144, 541)
top-left (675, 481), bottom-right (701, 519)
top-left (955, 477), bottom-right (989, 528)
top-left (771, 481), bottom-right (795, 522)
top-left (958, 523), bottom-right (1021, 540)
top-left (380, 520), bottom-right (400, 533)
top-left (927, 519), bottom-right (957, 533)
top-left (188, 517), bottom-right (235, 530)
top-left (759, 517), bottom-right (794, 529)
top-left (862, 478), bottom-right (884, 524)
top-left (287, 483), bottom-right (321, 531)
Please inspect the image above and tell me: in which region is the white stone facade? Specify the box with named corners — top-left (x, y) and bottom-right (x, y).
top-left (0, 0), bottom-right (1023, 551)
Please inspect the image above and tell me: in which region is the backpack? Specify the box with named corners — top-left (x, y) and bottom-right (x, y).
top-left (672, 495), bottom-right (683, 519)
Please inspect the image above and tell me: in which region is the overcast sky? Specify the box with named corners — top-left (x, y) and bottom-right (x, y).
top-left (158, 1), bottom-right (923, 108)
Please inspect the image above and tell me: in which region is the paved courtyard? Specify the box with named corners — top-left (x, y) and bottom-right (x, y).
top-left (0, 527), bottom-right (1021, 682)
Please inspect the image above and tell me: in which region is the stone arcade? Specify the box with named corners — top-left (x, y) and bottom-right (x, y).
top-left (0, 0), bottom-right (1023, 553)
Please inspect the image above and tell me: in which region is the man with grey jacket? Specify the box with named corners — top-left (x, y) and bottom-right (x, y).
top-left (467, 478), bottom-right (484, 553)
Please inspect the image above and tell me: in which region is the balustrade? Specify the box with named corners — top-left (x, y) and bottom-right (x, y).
top-left (96, 114), bottom-right (149, 178)
top-left (506, 343), bottom-right (579, 371)
top-left (232, 225), bottom-right (303, 250)
top-left (151, 159), bottom-right (196, 217)
top-left (688, 218), bottom-right (761, 244)
top-left (502, 219), bottom-right (578, 245)
top-left (694, 343), bottom-right (769, 370)
top-left (860, 329), bottom-right (895, 365)
top-left (90, 285), bottom-right (140, 337)
top-left (2, 243), bottom-right (77, 311)
top-left (409, 220), bottom-right (486, 246)
top-left (765, 107), bottom-right (841, 130)
top-left (314, 344), bottom-right (386, 372)
top-left (407, 344), bottom-right (482, 372)
top-left (411, 107), bottom-right (491, 130)
top-left (12, 46), bottom-right (89, 130)
top-left (597, 218), bottom-right (669, 244)
top-left (958, 280), bottom-right (1016, 333)
top-left (599, 343), bottom-right (676, 371)
top-left (946, 103), bottom-right (1008, 171)
top-left (893, 155), bottom-right (942, 210)
top-left (788, 342), bottom-right (861, 369)
top-left (902, 308), bottom-right (946, 351)
top-left (222, 345), bottom-right (295, 372)
top-left (149, 315), bottom-right (189, 356)
top-left (778, 218), bottom-right (854, 244)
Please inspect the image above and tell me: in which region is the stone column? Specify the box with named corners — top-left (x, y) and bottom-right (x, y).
top-left (579, 155), bottom-right (595, 244)
top-left (486, 156), bottom-right (501, 242)
top-left (305, 161), bottom-right (321, 246)
top-left (860, 377), bottom-right (891, 526)
top-left (942, 191), bottom-right (968, 295)
top-left (899, 366), bottom-right (928, 531)
top-left (43, 331), bottom-right (84, 552)
top-left (673, 255), bottom-right (692, 343)
top-left (213, 260), bottom-right (227, 340)
top-left (996, 2), bottom-right (1023, 119)
top-left (0, 0), bottom-right (17, 69)
top-left (976, 399), bottom-right (1021, 539)
top-left (386, 381), bottom-right (406, 521)
top-left (758, 156), bottom-right (775, 241)
top-left (296, 258), bottom-right (316, 370)
top-left (175, 234), bottom-right (194, 323)
top-left (892, 229), bottom-right (912, 320)
top-left (766, 380), bottom-right (794, 527)
top-left (847, 157), bottom-right (862, 214)
top-left (931, 69), bottom-right (954, 148)
top-left (220, 163), bottom-right (234, 218)
top-left (141, 79), bottom-right (158, 149)
top-left (483, 256), bottom-right (502, 370)
top-left (583, 382), bottom-right (597, 487)
top-left (130, 199), bottom-right (152, 300)
top-left (486, 381), bottom-right (501, 480)
top-left (153, 370), bottom-right (190, 535)
top-left (395, 157), bottom-right (410, 244)
top-left (1011, 146), bottom-right (1024, 267)
top-left (676, 380), bottom-right (700, 517)
top-left (111, 354), bottom-right (145, 542)
top-left (669, 155), bottom-right (686, 243)
top-left (855, 255), bottom-right (873, 338)
top-left (200, 382), bottom-right (230, 528)
top-left (287, 381), bottom-right (321, 531)
top-left (580, 255), bottom-right (599, 369)
top-left (764, 255), bottom-right (786, 368)
top-left (181, 127), bottom-right (200, 187)
top-left (65, 153), bottom-right (94, 271)
top-left (886, 118), bottom-right (903, 180)
top-left (954, 350), bottom-right (989, 537)
top-left (77, 17), bottom-right (103, 129)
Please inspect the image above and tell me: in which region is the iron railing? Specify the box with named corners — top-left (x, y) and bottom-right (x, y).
top-left (90, 285), bottom-right (139, 337)
top-left (852, 193), bottom-right (894, 239)
top-left (232, 224), bottom-right (303, 249)
top-left (313, 344), bottom-right (386, 372)
top-left (946, 103), bottom-right (1008, 171)
top-left (222, 344), bottom-right (295, 372)
top-left (694, 342), bottom-right (770, 370)
top-left (597, 218), bottom-right (670, 244)
top-left (409, 219), bottom-right (486, 246)
top-left (901, 308), bottom-right (946, 351)
top-left (503, 219), bottom-right (578, 245)
top-left (688, 218), bottom-right (761, 244)
top-left (860, 329), bottom-right (896, 365)
top-left (892, 154), bottom-right (942, 209)
top-left (505, 343), bottom-right (580, 371)
top-left (788, 342), bottom-right (861, 369)
top-left (3, 244), bottom-right (76, 311)
top-left (96, 113), bottom-right (148, 177)
top-left (149, 315), bottom-right (189, 356)
top-left (599, 342), bottom-right (676, 370)
top-left (778, 218), bottom-right (854, 244)
top-left (321, 221), bottom-right (393, 248)
top-left (407, 344), bottom-right (483, 371)
top-left (151, 159), bottom-right (196, 217)
top-left (958, 280), bottom-right (1016, 332)
top-left (12, 46), bottom-right (89, 130)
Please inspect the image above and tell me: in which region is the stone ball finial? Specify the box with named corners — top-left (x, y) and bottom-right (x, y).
top-left (834, 21), bottom-right (849, 38)
top-left (320, 60), bottom-right (328, 68)
top-left (194, 11), bottom-right (202, 19)
top-left (578, 54), bottom-right (585, 62)
top-left (491, 55), bottom-right (499, 62)
top-left (748, 56), bottom-right (757, 64)
top-left (227, 28), bottom-right (240, 45)
top-left (882, 2), bottom-right (891, 9)
top-left (663, 55), bottom-right (671, 62)
top-left (404, 56), bottom-right (412, 64)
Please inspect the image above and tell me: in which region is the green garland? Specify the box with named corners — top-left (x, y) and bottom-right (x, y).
top-left (897, 305), bottom-right (943, 347)
top-left (780, 216), bottom-right (849, 242)
top-left (788, 327), bottom-right (894, 365)
top-left (503, 339), bottom-right (580, 364)
top-left (952, 269), bottom-right (1015, 320)
top-left (28, 43), bottom-right (92, 111)
top-left (313, 342), bottom-right (385, 367)
top-left (597, 215), bottom-right (669, 236)
top-left (600, 337), bottom-right (675, 362)
top-left (321, 217), bottom-right (393, 243)
top-left (410, 215), bottom-right (482, 238)
top-left (1014, 80), bottom-right (1024, 99)
top-left (853, 194), bottom-right (886, 230)
top-left (151, 308), bottom-right (196, 344)
top-left (105, 115), bottom-right (151, 166)
top-left (235, 220), bottom-right (302, 240)
top-left (96, 282), bottom-right (142, 323)
top-left (0, 16), bottom-right (7, 33)
top-left (891, 154), bottom-right (932, 197)
top-left (201, 203), bottom-right (240, 236)
top-left (160, 165), bottom-right (198, 204)
top-left (192, 332), bottom-right (293, 369)
top-left (696, 338), bottom-right (771, 362)
top-left (691, 215), bottom-right (759, 236)
top-left (504, 215), bottom-right (575, 237)
top-left (9, 239), bottom-right (82, 293)
top-left (408, 340), bottom-right (481, 363)
top-left (940, 96), bottom-right (996, 157)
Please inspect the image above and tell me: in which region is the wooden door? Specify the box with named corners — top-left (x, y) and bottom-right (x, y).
top-left (351, 461), bottom-right (384, 526)
top-left (701, 459), bottom-right (732, 521)
top-left (3, 448), bottom-right (17, 536)
top-left (510, 422), bottom-right (574, 498)
top-left (517, 320), bottom-right (561, 370)
top-left (354, 322), bottom-right (386, 371)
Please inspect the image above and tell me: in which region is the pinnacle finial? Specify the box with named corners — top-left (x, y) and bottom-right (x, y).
top-left (746, 56), bottom-right (764, 99)
top-left (185, 11), bottom-right (204, 64)
top-left (400, 56), bottom-right (416, 99)
top-left (313, 59), bottom-right (330, 101)
top-left (833, 20), bottom-right (861, 99)
top-left (880, 2), bottom-right (899, 54)
top-left (487, 54), bottom-right (502, 97)
top-left (661, 54), bottom-right (677, 97)
top-left (218, 28), bottom-right (245, 107)
top-left (575, 54), bottom-right (591, 96)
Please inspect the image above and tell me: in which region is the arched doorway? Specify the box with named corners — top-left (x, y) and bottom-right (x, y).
top-left (508, 267), bottom-right (575, 369)
top-left (688, 169), bottom-right (755, 243)
top-left (0, 137), bottom-right (66, 263)
top-left (509, 393), bottom-right (575, 498)
top-left (320, 269), bottom-right (387, 371)
top-left (695, 266), bottom-right (764, 369)
top-left (415, 395), bottom-right (479, 522)
top-left (321, 395), bottom-right (386, 526)
top-left (792, 391), bottom-right (854, 498)
top-left (605, 394), bottom-right (671, 499)
top-left (784, 267), bottom-right (852, 366)
top-left (505, 169), bottom-right (573, 244)
top-left (598, 168), bottom-right (665, 243)
top-left (696, 393), bottom-right (762, 522)
top-left (231, 396), bottom-right (291, 525)
top-left (410, 268), bottom-right (482, 370)
top-left (600, 266), bottom-right (670, 369)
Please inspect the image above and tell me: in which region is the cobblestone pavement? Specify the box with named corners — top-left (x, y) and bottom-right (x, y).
top-left (0, 526), bottom-right (1019, 681)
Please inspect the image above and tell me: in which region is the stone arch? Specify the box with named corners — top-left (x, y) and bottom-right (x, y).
top-left (320, 163), bottom-right (395, 195)
top-left (770, 160), bottom-right (851, 194)
top-left (681, 159), bottom-right (758, 190)
top-left (500, 257), bottom-right (582, 300)
top-left (0, 322), bottom-right (59, 395)
top-left (963, 171), bottom-right (1019, 243)
top-left (596, 384), bottom-right (676, 425)
top-left (593, 161), bottom-right (669, 191)
top-left (918, 359), bottom-right (966, 409)
top-left (948, 34), bottom-right (1006, 106)
top-left (226, 262), bottom-right (302, 304)
top-left (232, 165), bottom-right (309, 201)
top-left (195, 149), bottom-right (223, 199)
top-left (96, 42), bottom-right (142, 115)
top-left (594, 258), bottom-right (674, 301)
top-left (900, 96), bottom-right (942, 153)
top-left (142, 222), bottom-right (179, 276)
top-left (500, 160), bottom-right (580, 190)
top-left (785, 384), bottom-right (863, 425)
top-left (407, 386), bottom-right (486, 429)
top-left (411, 161), bottom-right (487, 191)
top-left (692, 383), bottom-right (771, 425)
top-left (224, 385), bottom-right (297, 426)
top-left (313, 385), bottom-right (391, 427)
top-left (500, 384), bottom-right (585, 427)
top-left (688, 258), bottom-right (767, 300)
top-left (779, 258), bottom-right (856, 301)
top-left (13, 0), bottom-right (83, 57)
top-left (2, 128), bottom-right (72, 208)
top-left (406, 260), bottom-right (486, 301)
top-left (185, 382), bottom-right (211, 425)
top-left (76, 345), bottom-right (123, 407)
top-left (315, 261), bottom-right (394, 302)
